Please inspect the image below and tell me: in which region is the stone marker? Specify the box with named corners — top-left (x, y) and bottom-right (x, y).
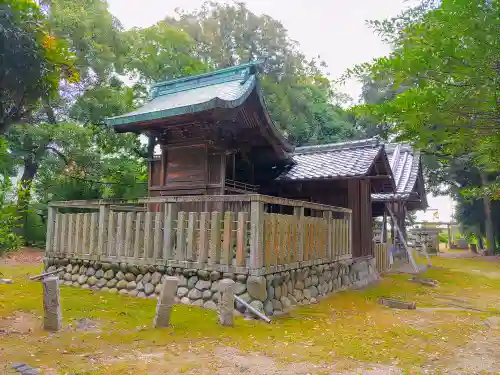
top-left (42, 276), bottom-right (62, 331)
top-left (153, 276), bottom-right (178, 328)
top-left (218, 279), bottom-right (235, 327)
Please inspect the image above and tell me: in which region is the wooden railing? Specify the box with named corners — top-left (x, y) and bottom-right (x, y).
top-left (374, 242), bottom-right (390, 274)
top-left (45, 194), bottom-right (352, 275)
top-left (225, 179), bottom-right (259, 192)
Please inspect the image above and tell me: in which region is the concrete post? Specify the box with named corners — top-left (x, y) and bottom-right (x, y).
top-left (153, 276), bottom-right (178, 328)
top-left (218, 279), bottom-right (235, 327)
top-left (42, 276), bottom-right (62, 331)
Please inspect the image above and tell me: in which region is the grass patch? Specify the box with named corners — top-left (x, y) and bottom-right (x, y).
top-left (1, 256), bottom-right (499, 374)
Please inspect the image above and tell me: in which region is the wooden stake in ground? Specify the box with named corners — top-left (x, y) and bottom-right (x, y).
top-left (42, 276), bottom-right (62, 331)
top-left (153, 276), bottom-right (178, 328)
top-left (218, 279), bottom-right (235, 327)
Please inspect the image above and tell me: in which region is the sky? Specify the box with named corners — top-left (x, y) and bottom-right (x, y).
top-left (107, 0), bottom-right (455, 223)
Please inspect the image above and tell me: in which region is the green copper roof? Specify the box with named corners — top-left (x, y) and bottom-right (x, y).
top-left (106, 61), bottom-right (263, 127)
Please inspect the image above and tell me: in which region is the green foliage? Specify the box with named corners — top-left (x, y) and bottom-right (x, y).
top-left (350, 0), bottom-right (500, 179)
top-left (0, 0), bottom-right (77, 133)
top-left (47, 0), bottom-right (125, 79)
top-left (167, 1), bottom-right (356, 145)
top-left (123, 21), bottom-right (209, 83)
top-left (0, 177), bottom-right (23, 254)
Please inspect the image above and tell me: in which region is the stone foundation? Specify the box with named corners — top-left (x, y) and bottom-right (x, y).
top-left (44, 257), bottom-right (378, 317)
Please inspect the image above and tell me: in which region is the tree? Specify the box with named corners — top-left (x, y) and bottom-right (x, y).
top-left (348, 0), bottom-right (499, 253)
top-left (0, 0), bottom-right (77, 133)
top-left (351, 0), bottom-right (499, 172)
top-left (123, 21), bottom-right (208, 84)
top-left (166, 1), bottom-right (356, 145)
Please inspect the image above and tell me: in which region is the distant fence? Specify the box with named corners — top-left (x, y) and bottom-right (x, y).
top-left (374, 242), bottom-right (390, 274)
top-left (46, 194), bottom-right (352, 275)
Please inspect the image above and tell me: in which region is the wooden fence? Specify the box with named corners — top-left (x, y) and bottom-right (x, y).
top-left (46, 194), bottom-right (352, 275)
top-left (374, 242), bottom-right (390, 274)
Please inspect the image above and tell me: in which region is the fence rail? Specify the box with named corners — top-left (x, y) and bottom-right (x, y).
top-left (46, 194), bottom-right (352, 275)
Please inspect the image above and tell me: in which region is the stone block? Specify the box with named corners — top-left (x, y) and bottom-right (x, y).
top-left (153, 276), bottom-right (178, 328)
top-left (42, 277), bottom-right (61, 331)
top-left (218, 279), bottom-right (235, 327)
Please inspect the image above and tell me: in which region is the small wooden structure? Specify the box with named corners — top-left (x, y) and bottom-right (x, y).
top-left (45, 195), bottom-right (352, 276)
top-left (104, 61), bottom-right (395, 259)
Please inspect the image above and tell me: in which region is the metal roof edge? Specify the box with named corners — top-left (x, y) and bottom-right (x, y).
top-left (150, 60), bottom-right (264, 99)
top-left (106, 76), bottom-right (257, 127)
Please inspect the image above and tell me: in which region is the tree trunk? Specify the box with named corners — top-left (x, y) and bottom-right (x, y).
top-left (16, 157), bottom-right (39, 240)
top-left (480, 172), bottom-right (495, 255)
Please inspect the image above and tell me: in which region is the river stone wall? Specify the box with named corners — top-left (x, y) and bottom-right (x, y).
top-left (44, 257), bottom-right (378, 317)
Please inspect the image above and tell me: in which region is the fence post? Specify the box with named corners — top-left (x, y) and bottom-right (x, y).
top-left (249, 199), bottom-right (264, 270)
top-left (97, 203), bottom-right (110, 259)
top-left (45, 206), bottom-right (57, 256)
top-left (348, 211), bottom-right (353, 257)
top-left (294, 206), bottom-right (305, 262)
top-left (323, 211), bottom-right (333, 261)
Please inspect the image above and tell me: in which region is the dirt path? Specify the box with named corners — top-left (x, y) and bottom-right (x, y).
top-left (1, 247), bottom-right (43, 265)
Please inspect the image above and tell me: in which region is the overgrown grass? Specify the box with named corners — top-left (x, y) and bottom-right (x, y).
top-left (1, 255), bottom-right (499, 374)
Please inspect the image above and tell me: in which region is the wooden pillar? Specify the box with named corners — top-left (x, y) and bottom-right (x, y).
top-left (447, 224), bottom-right (452, 249)
top-left (97, 203), bottom-right (110, 258)
top-left (160, 145), bottom-right (167, 186)
top-left (294, 206), bottom-right (305, 262)
top-left (381, 209), bottom-right (388, 243)
top-left (359, 179), bottom-right (373, 257)
top-left (45, 206), bottom-right (57, 255)
top-left (347, 180), bottom-right (361, 258)
top-left (249, 199), bottom-right (264, 270)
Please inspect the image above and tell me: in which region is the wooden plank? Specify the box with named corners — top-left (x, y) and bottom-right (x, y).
top-left (81, 213), bottom-right (90, 255)
top-left (221, 211), bottom-right (234, 265)
top-left (53, 213), bottom-right (61, 255)
top-left (186, 212), bottom-right (198, 261)
top-left (106, 212), bottom-right (117, 257)
top-left (163, 203), bottom-right (177, 260)
top-left (236, 212), bottom-right (248, 267)
top-left (67, 214), bottom-right (75, 256)
top-left (89, 213), bottom-right (98, 255)
top-left (45, 207), bottom-right (57, 255)
top-left (73, 214), bottom-right (85, 254)
top-left (198, 212), bottom-right (209, 264)
top-left (97, 204), bottom-right (110, 258)
top-left (116, 212), bottom-right (126, 257)
top-left (175, 211), bottom-right (186, 261)
top-left (144, 212), bottom-right (154, 259)
top-left (209, 211), bottom-right (221, 264)
top-left (275, 215), bottom-right (282, 264)
top-left (294, 207), bottom-right (304, 262)
top-left (153, 211), bottom-right (163, 261)
top-left (133, 212), bottom-right (143, 259)
top-left (124, 212), bottom-right (134, 257)
top-left (60, 214), bottom-right (68, 256)
top-left (333, 219), bottom-right (339, 258)
top-left (249, 201), bottom-right (264, 269)
top-left (263, 215), bottom-right (271, 266)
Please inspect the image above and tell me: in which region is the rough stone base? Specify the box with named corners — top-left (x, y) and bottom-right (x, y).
top-left (44, 257), bottom-right (378, 317)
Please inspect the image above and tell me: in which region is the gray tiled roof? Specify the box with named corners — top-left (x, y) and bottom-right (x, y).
top-left (278, 138), bottom-right (383, 180)
top-left (372, 143), bottom-right (422, 201)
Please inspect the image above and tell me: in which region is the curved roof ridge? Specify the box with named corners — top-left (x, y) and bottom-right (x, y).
top-left (294, 137), bottom-right (381, 155)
